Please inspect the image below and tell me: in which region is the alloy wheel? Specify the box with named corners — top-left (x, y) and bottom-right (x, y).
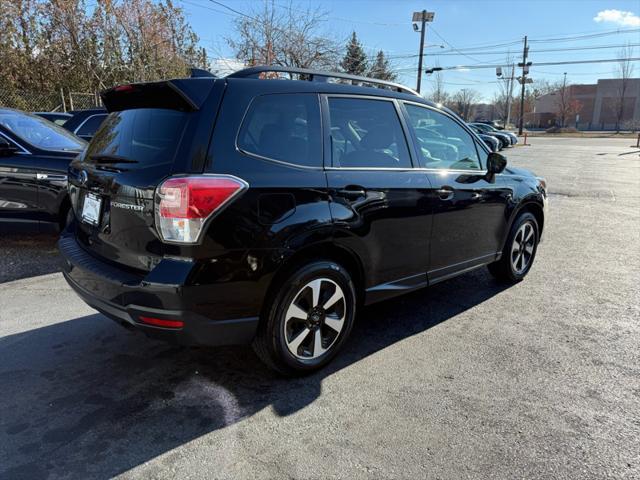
top-left (511, 222), bottom-right (535, 274)
top-left (283, 278), bottom-right (346, 360)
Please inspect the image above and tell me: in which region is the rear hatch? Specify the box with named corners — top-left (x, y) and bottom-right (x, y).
top-left (68, 79), bottom-right (220, 271)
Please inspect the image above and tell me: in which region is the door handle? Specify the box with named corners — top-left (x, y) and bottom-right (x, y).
top-left (337, 187), bottom-right (366, 199)
top-left (436, 187), bottom-right (454, 200)
top-left (37, 173), bottom-right (67, 181)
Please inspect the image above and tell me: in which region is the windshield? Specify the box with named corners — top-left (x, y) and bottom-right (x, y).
top-left (0, 110), bottom-right (86, 151)
top-left (84, 108), bottom-right (189, 166)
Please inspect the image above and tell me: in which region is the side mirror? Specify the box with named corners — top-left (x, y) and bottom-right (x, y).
top-left (0, 137), bottom-right (18, 157)
top-left (485, 151), bottom-right (507, 182)
top-left (487, 151), bottom-right (507, 174)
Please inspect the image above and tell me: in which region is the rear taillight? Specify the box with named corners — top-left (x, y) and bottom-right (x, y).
top-left (155, 175), bottom-right (247, 244)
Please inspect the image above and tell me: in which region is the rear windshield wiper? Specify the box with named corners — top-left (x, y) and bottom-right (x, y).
top-left (89, 154), bottom-right (138, 164)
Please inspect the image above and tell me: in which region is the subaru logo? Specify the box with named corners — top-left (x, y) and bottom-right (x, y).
top-left (79, 171), bottom-right (88, 185)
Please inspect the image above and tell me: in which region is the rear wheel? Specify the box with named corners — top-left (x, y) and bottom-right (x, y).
top-left (252, 260), bottom-right (356, 375)
top-left (488, 212), bottom-right (539, 282)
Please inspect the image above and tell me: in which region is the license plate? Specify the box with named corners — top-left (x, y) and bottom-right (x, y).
top-left (81, 193), bottom-right (102, 226)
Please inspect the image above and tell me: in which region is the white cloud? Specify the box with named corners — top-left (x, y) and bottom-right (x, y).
top-left (593, 9), bottom-right (640, 27)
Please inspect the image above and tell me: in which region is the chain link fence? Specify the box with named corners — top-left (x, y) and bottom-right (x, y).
top-left (0, 89), bottom-right (101, 112)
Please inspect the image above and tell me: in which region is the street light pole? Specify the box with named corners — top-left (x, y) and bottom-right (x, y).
top-left (506, 63), bottom-right (515, 127)
top-left (412, 10), bottom-right (435, 94)
top-left (416, 12), bottom-right (426, 93)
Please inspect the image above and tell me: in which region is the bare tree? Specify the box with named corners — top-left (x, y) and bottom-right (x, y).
top-left (447, 88), bottom-right (480, 121)
top-left (227, 1), bottom-right (340, 71)
top-left (555, 75), bottom-right (571, 127)
top-left (427, 62), bottom-right (449, 104)
top-left (493, 58), bottom-right (516, 125)
top-left (613, 45), bottom-right (635, 132)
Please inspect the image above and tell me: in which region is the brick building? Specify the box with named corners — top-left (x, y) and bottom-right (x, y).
top-left (531, 78), bottom-right (640, 130)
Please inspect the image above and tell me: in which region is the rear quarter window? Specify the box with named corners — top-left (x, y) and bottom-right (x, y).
top-left (237, 93), bottom-right (322, 168)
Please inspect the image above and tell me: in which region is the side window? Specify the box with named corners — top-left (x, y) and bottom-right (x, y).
top-left (76, 114), bottom-right (107, 136)
top-left (237, 93), bottom-right (321, 167)
top-left (328, 97), bottom-right (412, 168)
top-left (404, 104), bottom-right (482, 170)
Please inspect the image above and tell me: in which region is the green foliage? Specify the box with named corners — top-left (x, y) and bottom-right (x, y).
top-left (368, 51), bottom-right (396, 81)
top-left (340, 32), bottom-right (367, 76)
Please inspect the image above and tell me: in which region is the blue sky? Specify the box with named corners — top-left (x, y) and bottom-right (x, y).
top-left (180, 0), bottom-right (640, 100)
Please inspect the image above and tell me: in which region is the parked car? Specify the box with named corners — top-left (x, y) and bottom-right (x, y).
top-left (0, 108), bottom-right (86, 230)
top-left (33, 111), bottom-right (72, 126)
top-left (63, 108), bottom-right (108, 141)
top-left (468, 125), bottom-right (501, 152)
top-left (59, 67), bottom-right (547, 375)
top-left (476, 120), bottom-right (504, 130)
top-left (471, 122), bottom-right (518, 146)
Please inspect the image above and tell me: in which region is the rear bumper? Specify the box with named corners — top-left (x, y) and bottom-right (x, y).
top-left (59, 234), bottom-right (259, 346)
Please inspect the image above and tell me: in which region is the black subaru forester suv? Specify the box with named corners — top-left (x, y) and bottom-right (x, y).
top-left (60, 66), bottom-right (547, 375)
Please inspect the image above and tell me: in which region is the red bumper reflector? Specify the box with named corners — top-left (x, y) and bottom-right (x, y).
top-left (138, 316), bottom-right (184, 329)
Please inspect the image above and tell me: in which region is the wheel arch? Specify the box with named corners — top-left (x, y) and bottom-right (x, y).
top-left (505, 198), bottom-right (545, 248)
top-left (261, 241), bottom-right (366, 317)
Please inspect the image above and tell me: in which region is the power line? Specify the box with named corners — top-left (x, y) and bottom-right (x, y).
top-left (403, 43), bottom-right (639, 57)
top-left (181, 0), bottom-right (234, 17)
top-left (427, 26), bottom-right (484, 63)
top-left (528, 28), bottom-right (640, 43)
top-left (433, 57), bottom-right (640, 71)
top-left (206, 0), bottom-right (253, 19)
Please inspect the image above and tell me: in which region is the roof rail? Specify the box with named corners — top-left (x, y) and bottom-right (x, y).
top-left (227, 65), bottom-right (420, 97)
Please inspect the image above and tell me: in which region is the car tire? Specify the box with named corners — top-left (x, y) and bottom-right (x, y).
top-left (488, 212), bottom-right (539, 283)
top-left (252, 260), bottom-right (357, 376)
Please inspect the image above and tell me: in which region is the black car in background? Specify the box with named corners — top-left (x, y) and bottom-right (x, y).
top-left (467, 124), bottom-right (501, 151)
top-left (0, 108), bottom-right (86, 230)
top-left (63, 108), bottom-right (108, 141)
top-left (475, 131), bottom-right (501, 152)
top-left (60, 67), bottom-right (547, 375)
top-left (470, 122), bottom-right (517, 147)
top-left (33, 111), bottom-right (73, 126)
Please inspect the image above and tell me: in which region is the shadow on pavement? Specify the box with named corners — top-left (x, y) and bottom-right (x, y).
top-left (0, 268), bottom-right (509, 479)
top-left (0, 224), bottom-right (60, 284)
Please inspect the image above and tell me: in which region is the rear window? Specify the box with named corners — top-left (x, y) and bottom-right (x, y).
top-left (76, 114), bottom-right (107, 136)
top-left (84, 109), bottom-right (188, 166)
top-left (237, 93), bottom-right (321, 167)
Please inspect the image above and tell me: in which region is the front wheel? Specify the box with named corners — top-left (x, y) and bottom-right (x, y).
top-left (488, 212), bottom-right (539, 282)
top-left (252, 261), bottom-right (357, 375)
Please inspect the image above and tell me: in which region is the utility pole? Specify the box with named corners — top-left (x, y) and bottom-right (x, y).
top-left (517, 36), bottom-right (529, 135)
top-left (506, 63), bottom-right (515, 127)
top-left (412, 10), bottom-right (435, 94)
top-left (561, 72), bottom-right (567, 127)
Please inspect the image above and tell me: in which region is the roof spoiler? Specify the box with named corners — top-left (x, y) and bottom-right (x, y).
top-left (101, 78), bottom-right (215, 112)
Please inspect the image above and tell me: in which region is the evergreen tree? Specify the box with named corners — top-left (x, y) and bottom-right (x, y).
top-left (340, 32), bottom-right (368, 76)
top-left (368, 50), bottom-right (396, 81)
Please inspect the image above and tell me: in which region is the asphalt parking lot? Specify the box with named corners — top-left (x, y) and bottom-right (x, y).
top-left (1, 137), bottom-right (638, 480)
